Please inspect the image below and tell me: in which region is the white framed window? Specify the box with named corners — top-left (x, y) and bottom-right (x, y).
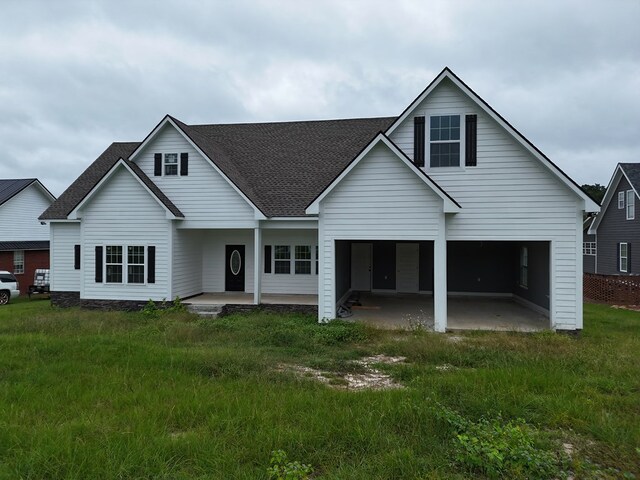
top-left (127, 246), bottom-right (145, 284)
top-left (519, 246), bottom-right (528, 288)
top-left (104, 245), bottom-right (146, 284)
top-left (105, 246), bottom-right (123, 283)
top-left (294, 246), bottom-right (311, 274)
top-left (164, 153), bottom-right (179, 176)
top-left (429, 115), bottom-right (461, 167)
top-left (619, 243), bottom-right (629, 272)
top-left (626, 190), bottom-right (635, 220)
top-left (618, 191), bottom-right (625, 209)
top-left (583, 242), bottom-right (597, 256)
top-left (274, 245), bottom-right (291, 274)
top-left (13, 250), bottom-right (24, 274)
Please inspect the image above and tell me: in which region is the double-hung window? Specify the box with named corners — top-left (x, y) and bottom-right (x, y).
top-left (127, 246), bottom-right (145, 284)
top-left (626, 190), bottom-right (635, 220)
top-left (164, 153), bottom-right (178, 176)
top-left (274, 245), bottom-right (291, 274)
top-left (105, 246), bottom-right (123, 283)
top-left (295, 246), bottom-right (311, 274)
top-left (618, 191), bottom-right (625, 209)
top-left (13, 250), bottom-right (24, 274)
top-left (619, 243), bottom-right (629, 272)
top-left (430, 115), bottom-right (461, 167)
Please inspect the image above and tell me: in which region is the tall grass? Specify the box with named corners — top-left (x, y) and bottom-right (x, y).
top-left (0, 299), bottom-right (637, 478)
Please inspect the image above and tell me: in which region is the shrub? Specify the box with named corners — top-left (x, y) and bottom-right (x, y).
top-left (435, 405), bottom-right (568, 479)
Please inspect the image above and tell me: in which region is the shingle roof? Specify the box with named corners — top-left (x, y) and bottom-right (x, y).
top-left (0, 241), bottom-right (49, 251)
top-left (41, 116), bottom-right (396, 219)
top-left (620, 163), bottom-right (640, 192)
top-left (0, 178), bottom-right (38, 206)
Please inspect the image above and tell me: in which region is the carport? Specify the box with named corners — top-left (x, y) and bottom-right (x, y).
top-left (339, 240), bottom-right (551, 331)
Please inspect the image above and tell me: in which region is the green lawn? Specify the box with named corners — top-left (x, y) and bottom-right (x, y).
top-left (0, 299), bottom-right (638, 479)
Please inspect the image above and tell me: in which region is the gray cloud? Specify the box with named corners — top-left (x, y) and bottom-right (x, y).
top-left (0, 0), bottom-right (638, 196)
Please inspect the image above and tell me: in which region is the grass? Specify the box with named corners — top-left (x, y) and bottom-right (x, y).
top-left (0, 298), bottom-right (638, 479)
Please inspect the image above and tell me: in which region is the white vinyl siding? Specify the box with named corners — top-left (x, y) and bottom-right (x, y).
top-left (80, 166), bottom-right (170, 300)
top-left (171, 226), bottom-right (203, 299)
top-left (0, 183), bottom-right (52, 242)
top-left (202, 229), bottom-right (254, 293)
top-left (318, 142), bottom-right (443, 319)
top-left (135, 124), bottom-right (256, 228)
top-left (389, 78), bottom-right (583, 330)
top-left (50, 222), bottom-right (81, 291)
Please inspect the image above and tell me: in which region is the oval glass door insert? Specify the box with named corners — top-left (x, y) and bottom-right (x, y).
top-left (230, 250), bottom-right (242, 275)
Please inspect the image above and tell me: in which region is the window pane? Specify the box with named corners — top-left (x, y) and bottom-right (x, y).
top-left (165, 153), bottom-right (178, 164)
top-left (295, 245), bottom-right (311, 260)
top-left (128, 246), bottom-right (145, 265)
top-left (274, 260), bottom-right (291, 274)
top-left (106, 246), bottom-right (122, 263)
top-left (274, 245), bottom-right (290, 259)
top-left (106, 265), bottom-right (122, 283)
top-left (128, 265), bottom-right (144, 284)
top-left (295, 261), bottom-right (311, 274)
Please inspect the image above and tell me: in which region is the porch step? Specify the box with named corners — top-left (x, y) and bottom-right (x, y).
top-left (186, 304), bottom-right (224, 318)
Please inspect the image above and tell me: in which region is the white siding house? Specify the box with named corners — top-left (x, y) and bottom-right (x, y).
top-left (41, 68), bottom-right (597, 331)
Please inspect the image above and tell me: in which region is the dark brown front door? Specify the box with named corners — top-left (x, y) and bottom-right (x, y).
top-left (225, 245), bottom-right (245, 291)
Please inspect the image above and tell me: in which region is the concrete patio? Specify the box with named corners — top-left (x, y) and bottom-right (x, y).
top-left (183, 292), bottom-right (549, 332)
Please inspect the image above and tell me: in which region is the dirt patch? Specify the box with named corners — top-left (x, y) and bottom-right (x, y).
top-left (612, 304), bottom-right (640, 311)
top-left (446, 335), bottom-right (467, 343)
top-left (278, 355), bottom-right (406, 391)
top-left (435, 363), bottom-right (457, 372)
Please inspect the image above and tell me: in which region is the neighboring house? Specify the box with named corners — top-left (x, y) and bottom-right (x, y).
top-left (0, 179), bottom-right (56, 293)
top-left (40, 68), bottom-right (598, 332)
top-left (583, 216), bottom-right (596, 274)
top-left (588, 163), bottom-right (640, 274)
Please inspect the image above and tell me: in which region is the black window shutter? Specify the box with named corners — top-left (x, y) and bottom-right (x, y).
top-left (154, 153), bottom-right (162, 176)
top-left (465, 114), bottom-right (477, 166)
top-left (180, 152), bottom-right (188, 176)
top-left (95, 246), bottom-right (103, 283)
top-left (413, 116), bottom-right (425, 167)
top-left (148, 246), bottom-right (156, 284)
top-left (264, 245), bottom-right (272, 273)
top-left (74, 245), bottom-right (81, 270)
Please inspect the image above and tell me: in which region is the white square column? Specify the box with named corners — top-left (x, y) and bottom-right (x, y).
top-left (253, 226), bottom-right (262, 305)
top-left (433, 212), bottom-right (447, 332)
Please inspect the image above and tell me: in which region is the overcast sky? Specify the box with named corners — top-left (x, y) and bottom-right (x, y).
top-left (1, 0), bottom-right (638, 197)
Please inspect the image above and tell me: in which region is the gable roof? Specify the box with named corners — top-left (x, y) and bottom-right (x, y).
top-left (42, 117), bottom-right (395, 219)
top-left (306, 132), bottom-right (460, 214)
top-left (66, 158), bottom-right (184, 220)
top-left (387, 67), bottom-right (599, 212)
top-left (0, 178), bottom-right (55, 207)
top-left (589, 163), bottom-right (640, 234)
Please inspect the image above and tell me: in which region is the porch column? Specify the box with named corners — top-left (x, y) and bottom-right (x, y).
top-left (433, 213), bottom-right (447, 332)
top-left (253, 226), bottom-right (262, 305)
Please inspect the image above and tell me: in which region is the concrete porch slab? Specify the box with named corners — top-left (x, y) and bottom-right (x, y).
top-left (183, 292), bottom-right (318, 306)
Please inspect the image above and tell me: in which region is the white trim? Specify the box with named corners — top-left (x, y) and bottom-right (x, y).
top-left (426, 113), bottom-right (464, 169)
top-left (253, 227), bottom-right (261, 305)
top-left (386, 69), bottom-right (599, 212)
top-left (305, 133), bottom-right (460, 214)
top-left (128, 116), bottom-right (266, 220)
top-left (619, 242), bottom-right (628, 272)
top-left (67, 159), bottom-right (179, 220)
top-left (626, 189), bottom-right (635, 220)
top-left (618, 191), bottom-right (625, 209)
top-left (102, 243), bottom-right (148, 286)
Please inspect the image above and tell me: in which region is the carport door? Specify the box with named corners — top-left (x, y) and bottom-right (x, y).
top-left (396, 243), bottom-right (419, 293)
top-left (351, 243), bottom-right (372, 291)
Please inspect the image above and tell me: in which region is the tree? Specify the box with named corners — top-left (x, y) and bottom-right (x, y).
top-left (581, 183), bottom-right (606, 204)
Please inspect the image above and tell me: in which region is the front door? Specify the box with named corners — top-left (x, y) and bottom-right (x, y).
top-left (225, 245), bottom-right (245, 291)
top-left (351, 243), bottom-right (372, 291)
top-left (396, 243), bottom-right (419, 293)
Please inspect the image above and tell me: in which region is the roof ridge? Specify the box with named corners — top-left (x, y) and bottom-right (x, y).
top-left (188, 115), bottom-right (397, 128)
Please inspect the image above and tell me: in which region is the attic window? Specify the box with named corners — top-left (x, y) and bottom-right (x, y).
top-left (430, 115), bottom-right (460, 167)
top-left (164, 153), bottom-right (178, 176)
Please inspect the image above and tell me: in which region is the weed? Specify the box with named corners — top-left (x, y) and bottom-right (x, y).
top-left (435, 404), bottom-right (568, 479)
top-left (267, 450), bottom-right (314, 480)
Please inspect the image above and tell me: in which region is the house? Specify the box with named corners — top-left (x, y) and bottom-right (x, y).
top-left (39, 68), bottom-right (599, 332)
top-left (587, 163), bottom-right (640, 274)
top-left (583, 216), bottom-right (596, 274)
top-left (0, 179), bottom-right (56, 293)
